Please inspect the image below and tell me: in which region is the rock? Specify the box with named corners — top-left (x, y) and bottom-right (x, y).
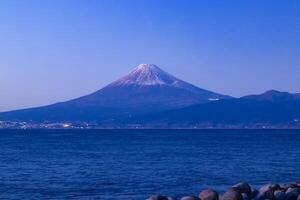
top-left (242, 193), bottom-right (251, 200)
top-left (180, 197), bottom-right (200, 200)
top-left (221, 189), bottom-right (243, 200)
top-left (286, 192), bottom-right (299, 200)
top-left (256, 184), bottom-right (275, 200)
top-left (168, 198), bottom-right (176, 200)
top-left (232, 182), bottom-right (252, 195)
top-left (199, 189), bottom-right (219, 200)
top-left (285, 188), bottom-right (300, 200)
top-left (290, 182), bottom-right (300, 189)
top-left (251, 189), bottom-right (259, 199)
top-left (287, 188), bottom-right (300, 194)
top-left (274, 191), bottom-right (286, 200)
top-left (147, 196), bottom-right (169, 200)
top-left (271, 184), bottom-right (281, 191)
top-left (283, 183), bottom-right (299, 191)
top-left (297, 194), bottom-right (300, 200)
top-left (281, 184), bottom-right (292, 191)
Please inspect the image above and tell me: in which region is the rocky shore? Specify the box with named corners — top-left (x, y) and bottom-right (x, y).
top-left (147, 182), bottom-right (300, 200)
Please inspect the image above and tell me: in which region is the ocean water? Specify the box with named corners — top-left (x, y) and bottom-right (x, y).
top-left (0, 129), bottom-right (299, 200)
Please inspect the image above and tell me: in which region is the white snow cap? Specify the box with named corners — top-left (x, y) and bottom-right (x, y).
top-left (107, 63), bottom-right (220, 96)
top-left (135, 63), bottom-right (158, 70)
top-left (113, 64), bottom-right (178, 86)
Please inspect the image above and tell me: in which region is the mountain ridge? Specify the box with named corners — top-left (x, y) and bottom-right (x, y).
top-left (134, 90), bottom-right (300, 128)
top-left (62, 64), bottom-right (231, 109)
top-left (1, 64), bottom-right (300, 128)
top-left (242, 90), bottom-right (300, 101)
top-left (0, 64), bottom-right (230, 122)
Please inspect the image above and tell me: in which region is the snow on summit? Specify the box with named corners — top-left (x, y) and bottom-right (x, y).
top-left (112, 64), bottom-right (180, 86)
top-left (108, 64), bottom-right (229, 97)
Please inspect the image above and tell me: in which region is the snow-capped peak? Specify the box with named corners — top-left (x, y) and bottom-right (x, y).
top-left (112, 64), bottom-right (178, 86)
top-left (135, 64), bottom-right (159, 71)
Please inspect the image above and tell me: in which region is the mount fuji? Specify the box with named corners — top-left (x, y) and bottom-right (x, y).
top-left (0, 64), bottom-right (230, 122)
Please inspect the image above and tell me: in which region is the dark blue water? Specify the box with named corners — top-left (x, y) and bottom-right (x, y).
top-left (0, 130), bottom-right (299, 200)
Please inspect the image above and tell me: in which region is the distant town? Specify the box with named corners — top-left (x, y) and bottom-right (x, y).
top-left (1, 120), bottom-right (300, 129)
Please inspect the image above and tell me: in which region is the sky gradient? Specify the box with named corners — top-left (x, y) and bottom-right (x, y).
top-left (1, 0), bottom-right (300, 111)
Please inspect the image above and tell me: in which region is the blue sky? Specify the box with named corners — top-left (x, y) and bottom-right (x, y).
top-left (0, 0), bottom-right (299, 111)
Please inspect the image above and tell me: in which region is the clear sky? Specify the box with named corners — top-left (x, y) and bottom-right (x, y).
top-left (0, 0), bottom-right (299, 111)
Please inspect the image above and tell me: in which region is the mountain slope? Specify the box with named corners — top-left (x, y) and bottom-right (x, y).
top-left (136, 90), bottom-right (300, 127)
top-left (242, 90), bottom-right (300, 101)
top-left (69, 64), bottom-right (230, 109)
top-left (0, 64), bottom-right (230, 122)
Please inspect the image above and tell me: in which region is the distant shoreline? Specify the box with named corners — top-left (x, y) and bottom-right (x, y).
top-left (1, 128), bottom-right (300, 131)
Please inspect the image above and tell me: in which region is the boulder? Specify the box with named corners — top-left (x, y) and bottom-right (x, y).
top-left (286, 188), bottom-right (300, 195)
top-left (282, 183), bottom-right (299, 191)
top-left (199, 189), bottom-right (219, 200)
top-left (290, 182), bottom-right (300, 189)
top-left (286, 192), bottom-right (299, 200)
top-left (221, 189), bottom-right (243, 200)
top-left (286, 189), bottom-right (300, 200)
top-left (256, 184), bottom-right (275, 200)
top-left (180, 197), bottom-right (200, 200)
top-left (274, 191), bottom-right (286, 200)
top-left (232, 182), bottom-right (252, 195)
top-left (147, 196), bottom-right (169, 200)
top-left (251, 189), bottom-right (259, 199)
top-left (281, 184), bottom-right (292, 191)
top-left (242, 193), bottom-right (251, 200)
top-left (271, 184), bottom-right (282, 191)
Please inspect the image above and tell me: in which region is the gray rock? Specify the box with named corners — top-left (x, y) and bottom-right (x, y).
top-left (232, 182), bottom-right (252, 195)
top-left (147, 196), bottom-right (169, 200)
top-left (221, 189), bottom-right (243, 200)
top-left (168, 197), bottom-right (176, 200)
top-left (242, 193), bottom-right (251, 200)
top-left (286, 188), bottom-right (300, 195)
top-left (285, 188), bottom-right (300, 200)
top-left (297, 194), bottom-right (300, 200)
top-left (251, 189), bottom-right (259, 199)
top-left (199, 189), bottom-right (219, 200)
top-left (271, 184), bottom-right (282, 191)
top-left (281, 184), bottom-right (292, 191)
top-left (256, 184), bottom-right (275, 200)
top-left (274, 191), bottom-right (286, 200)
top-left (282, 183), bottom-right (299, 191)
top-left (286, 192), bottom-right (299, 200)
top-left (290, 182), bottom-right (300, 189)
top-left (180, 197), bottom-right (200, 200)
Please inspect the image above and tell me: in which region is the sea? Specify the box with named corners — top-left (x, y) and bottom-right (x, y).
top-left (0, 129), bottom-right (299, 200)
